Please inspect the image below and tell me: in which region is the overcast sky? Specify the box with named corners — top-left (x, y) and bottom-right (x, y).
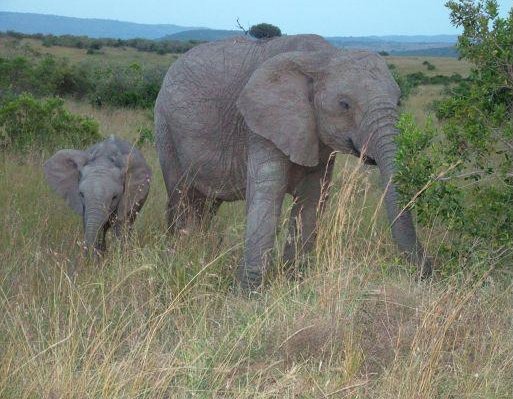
top-left (1, 0), bottom-right (512, 36)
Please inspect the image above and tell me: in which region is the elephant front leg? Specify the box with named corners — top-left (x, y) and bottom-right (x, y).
top-left (238, 136), bottom-right (290, 291)
top-left (283, 161), bottom-right (333, 270)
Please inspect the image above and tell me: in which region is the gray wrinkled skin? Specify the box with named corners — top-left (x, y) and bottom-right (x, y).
top-left (155, 34), bottom-right (431, 290)
top-left (44, 136), bottom-right (151, 254)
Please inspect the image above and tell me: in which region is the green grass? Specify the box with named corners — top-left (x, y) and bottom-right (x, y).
top-left (387, 56), bottom-right (472, 77)
top-left (1, 38), bottom-right (512, 398)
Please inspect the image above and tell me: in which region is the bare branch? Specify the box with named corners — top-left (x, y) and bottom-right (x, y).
top-left (236, 18), bottom-right (248, 35)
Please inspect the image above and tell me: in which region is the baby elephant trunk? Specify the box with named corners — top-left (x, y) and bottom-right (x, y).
top-left (83, 199), bottom-right (110, 253)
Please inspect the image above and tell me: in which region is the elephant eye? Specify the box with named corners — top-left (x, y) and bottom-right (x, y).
top-left (79, 191), bottom-right (84, 198)
top-left (339, 100), bottom-right (351, 111)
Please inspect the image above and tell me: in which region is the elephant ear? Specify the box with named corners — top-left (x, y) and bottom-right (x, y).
top-left (237, 51), bottom-right (329, 167)
top-left (118, 148), bottom-right (152, 222)
top-left (44, 149), bottom-right (89, 215)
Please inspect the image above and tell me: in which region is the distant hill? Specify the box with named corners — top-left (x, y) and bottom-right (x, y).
top-left (390, 46), bottom-right (459, 57)
top-left (162, 29), bottom-right (243, 41)
top-left (374, 35), bottom-right (458, 43)
top-left (0, 11), bottom-right (198, 39)
top-left (0, 11), bottom-right (460, 56)
top-left (326, 36), bottom-right (457, 52)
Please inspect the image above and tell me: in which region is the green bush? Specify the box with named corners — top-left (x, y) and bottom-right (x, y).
top-left (0, 56), bottom-right (92, 98)
top-left (249, 23), bottom-right (282, 39)
top-left (0, 55), bottom-right (163, 108)
top-left (136, 126), bottom-right (154, 146)
top-left (90, 62), bottom-right (165, 108)
top-left (0, 94), bottom-right (101, 152)
top-left (392, 70), bottom-right (467, 100)
top-left (0, 56), bottom-right (34, 94)
top-left (422, 60), bottom-right (436, 71)
top-left (391, 70), bottom-right (415, 99)
top-left (395, 0), bottom-right (513, 267)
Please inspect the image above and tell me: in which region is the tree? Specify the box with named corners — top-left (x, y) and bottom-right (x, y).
top-left (394, 0), bottom-right (513, 267)
top-left (249, 23), bottom-right (282, 39)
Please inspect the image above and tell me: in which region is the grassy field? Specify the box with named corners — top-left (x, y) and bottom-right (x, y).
top-left (1, 38), bottom-right (512, 398)
top-left (386, 56), bottom-right (471, 77)
top-left (0, 36), bottom-right (178, 67)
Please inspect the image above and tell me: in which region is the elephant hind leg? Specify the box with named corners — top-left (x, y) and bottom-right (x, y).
top-left (283, 159), bottom-right (334, 269)
top-left (167, 185), bottom-right (222, 234)
top-left (154, 115), bottom-right (221, 234)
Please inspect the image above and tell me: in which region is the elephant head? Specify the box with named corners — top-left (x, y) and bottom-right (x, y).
top-left (237, 49), bottom-right (431, 276)
top-left (44, 137), bottom-right (151, 254)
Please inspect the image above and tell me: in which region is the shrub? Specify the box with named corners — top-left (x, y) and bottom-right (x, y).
top-left (0, 55), bottom-right (92, 98)
top-left (395, 0), bottom-right (513, 266)
top-left (136, 126), bottom-right (154, 146)
top-left (392, 70), bottom-right (467, 100)
top-left (0, 94), bottom-right (101, 152)
top-left (1, 31), bottom-right (201, 55)
top-left (0, 55), bottom-right (163, 108)
top-left (90, 62), bottom-right (165, 108)
top-left (391, 70), bottom-right (415, 99)
top-left (89, 41), bottom-right (102, 50)
top-left (249, 23), bottom-right (282, 39)
top-left (422, 60), bottom-right (436, 70)
top-left (0, 56), bottom-right (34, 94)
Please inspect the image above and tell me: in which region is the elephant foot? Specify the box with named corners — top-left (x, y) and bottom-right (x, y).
top-left (281, 251), bottom-right (310, 281)
top-left (236, 264), bottom-right (264, 293)
top-left (406, 250), bottom-right (433, 280)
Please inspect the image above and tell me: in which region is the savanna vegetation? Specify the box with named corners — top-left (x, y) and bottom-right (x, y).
top-left (0, 30), bottom-right (202, 55)
top-left (395, 0), bottom-right (513, 269)
top-left (1, 3), bottom-right (512, 397)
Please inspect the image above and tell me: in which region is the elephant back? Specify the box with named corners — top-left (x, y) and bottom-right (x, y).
top-left (158, 34), bottom-right (335, 120)
top-left (263, 34), bottom-right (334, 58)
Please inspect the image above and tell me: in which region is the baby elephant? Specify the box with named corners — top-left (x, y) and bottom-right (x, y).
top-left (44, 136), bottom-right (152, 254)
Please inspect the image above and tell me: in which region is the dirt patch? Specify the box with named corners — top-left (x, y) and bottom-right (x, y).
top-left (279, 315), bottom-right (345, 367)
top-left (354, 285), bottom-right (421, 375)
top-left (273, 284), bottom-right (423, 376)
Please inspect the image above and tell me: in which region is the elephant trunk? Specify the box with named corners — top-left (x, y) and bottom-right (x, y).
top-left (364, 108), bottom-right (432, 277)
top-left (83, 199), bottom-right (109, 253)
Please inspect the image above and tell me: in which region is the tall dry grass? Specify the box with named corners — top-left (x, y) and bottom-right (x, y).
top-left (1, 141), bottom-right (511, 397)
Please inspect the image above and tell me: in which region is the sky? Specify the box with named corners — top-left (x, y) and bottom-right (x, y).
top-left (1, 0), bottom-right (512, 36)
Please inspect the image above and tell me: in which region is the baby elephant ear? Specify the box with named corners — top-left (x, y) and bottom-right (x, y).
top-left (118, 148), bottom-right (152, 222)
top-left (237, 51), bottom-right (328, 167)
top-left (44, 150), bottom-right (89, 214)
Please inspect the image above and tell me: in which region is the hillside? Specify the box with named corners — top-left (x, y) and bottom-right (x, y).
top-left (326, 36), bottom-right (457, 54)
top-left (0, 11), bottom-right (198, 39)
top-left (162, 29), bottom-right (243, 41)
top-left (390, 46), bottom-right (458, 57)
top-left (162, 31), bottom-right (458, 56)
top-left (0, 12), bottom-right (460, 56)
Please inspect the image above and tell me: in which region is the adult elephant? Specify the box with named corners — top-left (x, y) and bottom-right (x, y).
top-left (155, 34), bottom-right (431, 290)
